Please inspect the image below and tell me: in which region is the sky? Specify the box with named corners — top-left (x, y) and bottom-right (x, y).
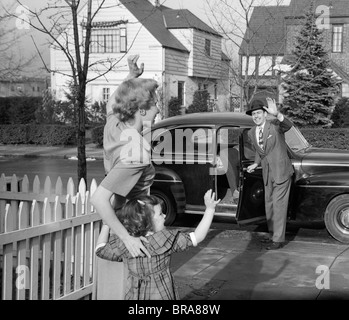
top-left (2, 0), bottom-right (291, 77)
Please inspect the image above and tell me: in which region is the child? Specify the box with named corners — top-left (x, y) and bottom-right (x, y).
top-left (95, 189), bottom-right (220, 300)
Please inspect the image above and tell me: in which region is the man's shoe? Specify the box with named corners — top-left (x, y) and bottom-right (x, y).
top-left (266, 242), bottom-right (284, 250)
top-left (260, 238), bottom-right (272, 244)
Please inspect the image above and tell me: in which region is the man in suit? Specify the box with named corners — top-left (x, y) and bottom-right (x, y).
top-left (246, 97), bottom-right (294, 250)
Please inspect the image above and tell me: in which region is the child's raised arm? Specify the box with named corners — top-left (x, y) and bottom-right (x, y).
top-left (194, 190), bottom-right (220, 244)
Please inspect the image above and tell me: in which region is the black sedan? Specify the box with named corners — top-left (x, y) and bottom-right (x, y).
top-left (144, 112), bottom-right (349, 244)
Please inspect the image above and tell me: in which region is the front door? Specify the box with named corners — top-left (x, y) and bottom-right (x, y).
top-left (236, 128), bottom-right (266, 224)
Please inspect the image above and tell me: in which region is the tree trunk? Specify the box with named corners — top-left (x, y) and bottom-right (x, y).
top-left (77, 92), bottom-right (87, 185)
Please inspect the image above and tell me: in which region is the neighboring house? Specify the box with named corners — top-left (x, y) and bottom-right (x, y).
top-left (0, 76), bottom-right (48, 97)
top-left (50, 0), bottom-right (231, 116)
top-left (239, 0), bottom-right (349, 109)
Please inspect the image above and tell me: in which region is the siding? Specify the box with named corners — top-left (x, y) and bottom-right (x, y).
top-left (51, 0), bottom-right (164, 101)
top-left (191, 30), bottom-right (223, 79)
top-left (164, 48), bottom-right (189, 75)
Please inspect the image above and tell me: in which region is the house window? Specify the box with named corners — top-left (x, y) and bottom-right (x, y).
top-left (214, 83), bottom-right (217, 100)
top-left (103, 88), bottom-right (110, 102)
top-left (205, 39), bottom-right (211, 56)
top-left (203, 84), bottom-right (208, 91)
top-left (90, 28), bottom-right (127, 53)
top-left (332, 25), bottom-right (343, 53)
top-left (258, 56), bottom-right (273, 76)
top-left (178, 81), bottom-right (184, 105)
top-left (342, 83), bottom-right (349, 98)
top-left (242, 56), bottom-right (256, 76)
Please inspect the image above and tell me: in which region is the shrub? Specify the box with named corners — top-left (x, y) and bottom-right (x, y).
top-left (167, 97), bottom-right (182, 117)
top-left (91, 125), bottom-right (104, 147)
top-left (0, 124), bottom-right (77, 145)
top-left (331, 97), bottom-right (349, 128)
top-left (186, 90), bottom-right (210, 114)
top-left (0, 97), bottom-right (42, 124)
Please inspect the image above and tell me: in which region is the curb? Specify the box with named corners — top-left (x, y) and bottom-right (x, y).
top-left (0, 153), bottom-right (103, 161)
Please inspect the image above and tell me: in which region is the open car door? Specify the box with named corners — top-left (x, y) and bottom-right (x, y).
top-left (236, 128), bottom-right (266, 225)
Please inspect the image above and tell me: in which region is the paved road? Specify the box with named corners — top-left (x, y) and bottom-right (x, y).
top-left (0, 156), bottom-right (105, 188)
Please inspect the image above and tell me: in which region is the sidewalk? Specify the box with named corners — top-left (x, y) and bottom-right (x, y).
top-left (172, 228), bottom-right (349, 300)
top-left (0, 143), bottom-right (104, 160)
top-left (1, 144), bottom-right (349, 300)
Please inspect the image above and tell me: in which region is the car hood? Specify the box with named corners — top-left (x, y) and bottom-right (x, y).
top-left (300, 147), bottom-right (349, 175)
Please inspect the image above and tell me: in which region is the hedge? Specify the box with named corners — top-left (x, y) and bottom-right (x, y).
top-left (0, 124), bottom-right (77, 145)
top-left (1, 124), bottom-right (349, 150)
top-left (90, 126), bottom-right (349, 151)
top-left (300, 128), bottom-right (349, 150)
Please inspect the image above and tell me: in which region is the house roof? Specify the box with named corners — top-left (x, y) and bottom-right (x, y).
top-left (119, 0), bottom-right (188, 52)
top-left (239, 5), bottom-right (289, 56)
top-left (160, 7), bottom-right (221, 36)
top-left (286, 0), bottom-right (349, 18)
top-left (239, 0), bottom-right (349, 56)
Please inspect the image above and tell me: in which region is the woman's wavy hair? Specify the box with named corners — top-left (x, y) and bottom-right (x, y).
top-left (113, 78), bottom-right (159, 123)
top-left (116, 195), bottom-right (163, 237)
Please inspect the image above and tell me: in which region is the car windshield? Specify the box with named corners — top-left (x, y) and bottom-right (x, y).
top-left (285, 126), bottom-right (311, 152)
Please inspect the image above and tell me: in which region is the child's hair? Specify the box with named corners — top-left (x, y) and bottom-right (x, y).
top-left (113, 78), bottom-right (159, 122)
top-left (117, 195), bottom-right (163, 237)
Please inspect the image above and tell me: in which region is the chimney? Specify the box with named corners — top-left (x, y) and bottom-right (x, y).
top-left (151, 0), bottom-right (160, 7)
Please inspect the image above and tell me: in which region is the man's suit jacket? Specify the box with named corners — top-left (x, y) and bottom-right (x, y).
top-left (247, 117), bottom-right (294, 185)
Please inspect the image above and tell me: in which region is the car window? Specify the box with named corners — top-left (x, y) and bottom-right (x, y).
top-left (241, 129), bottom-right (256, 160)
top-left (285, 126), bottom-right (310, 152)
top-left (151, 126), bottom-right (214, 163)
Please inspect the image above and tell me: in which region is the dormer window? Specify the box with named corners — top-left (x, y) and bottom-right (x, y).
top-left (83, 20), bottom-right (128, 54)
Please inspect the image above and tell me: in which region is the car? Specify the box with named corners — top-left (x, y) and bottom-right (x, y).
top-left (144, 112), bottom-right (349, 244)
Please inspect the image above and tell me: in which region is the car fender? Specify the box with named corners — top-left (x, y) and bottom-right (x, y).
top-left (152, 167), bottom-right (186, 214)
top-left (292, 172), bottom-right (349, 222)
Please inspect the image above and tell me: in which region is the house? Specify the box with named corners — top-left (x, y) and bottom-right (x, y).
top-left (239, 0), bottom-right (349, 110)
top-left (50, 0), bottom-right (231, 116)
top-left (0, 76), bottom-right (48, 97)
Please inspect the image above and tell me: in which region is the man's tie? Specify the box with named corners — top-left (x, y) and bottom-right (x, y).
top-left (258, 126), bottom-right (263, 149)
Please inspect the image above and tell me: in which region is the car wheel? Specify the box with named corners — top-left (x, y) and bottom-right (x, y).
top-left (324, 194), bottom-right (349, 244)
top-left (150, 189), bottom-right (176, 226)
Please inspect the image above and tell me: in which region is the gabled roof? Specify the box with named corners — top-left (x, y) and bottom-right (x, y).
top-left (239, 5), bottom-right (289, 56)
top-left (119, 0), bottom-right (221, 53)
top-left (119, 0), bottom-right (188, 52)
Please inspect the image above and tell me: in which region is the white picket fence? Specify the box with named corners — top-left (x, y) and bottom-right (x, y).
top-left (0, 174), bottom-right (102, 300)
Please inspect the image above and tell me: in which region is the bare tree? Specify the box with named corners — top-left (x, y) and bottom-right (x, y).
top-left (204, 0), bottom-right (289, 110)
top-left (3, 0), bottom-right (133, 185)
